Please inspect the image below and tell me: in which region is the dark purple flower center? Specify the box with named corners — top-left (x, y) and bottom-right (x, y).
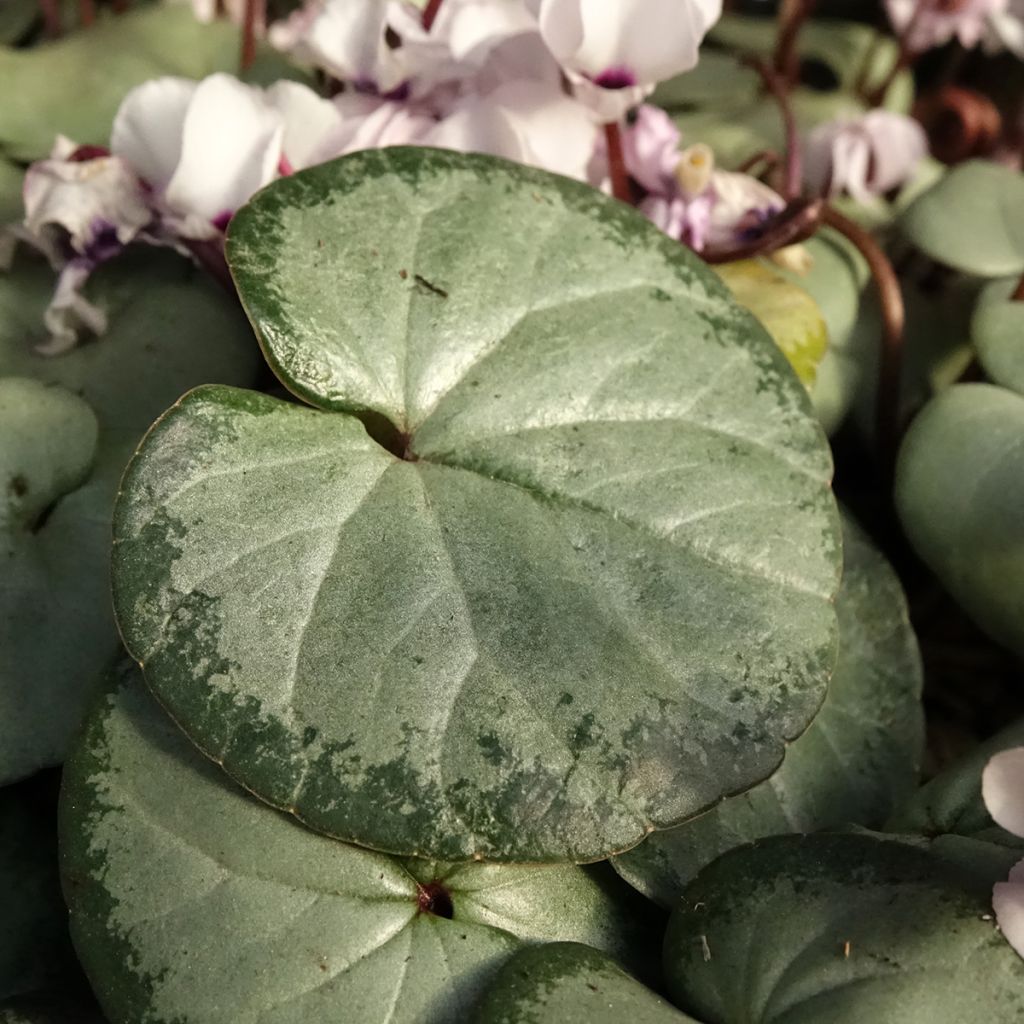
top-left (594, 66), bottom-right (637, 90)
top-left (211, 210), bottom-right (233, 233)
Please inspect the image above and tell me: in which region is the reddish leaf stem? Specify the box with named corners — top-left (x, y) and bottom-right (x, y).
top-left (822, 205), bottom-right (906, 458)
top-left (745, 58), bottom-right (801, 201)
top-left (773, 0), bottom-right (817, 86)
top-left (1012, 273), bottom-right (1024, 302)
top-left (240, 0), bottom-right (264, 72)
top-left (38, 0), bottom-right (61, 36)
top-left (78, 0), bottom-right (96, 26)
top-left (604, 122), bottom-right (631, 203)
top-left (866, 0), bottom-right (937, 106)
top-left (422, 0), bottom-right (444, 30)
top-left (702, 198), bottom-right (823, 264)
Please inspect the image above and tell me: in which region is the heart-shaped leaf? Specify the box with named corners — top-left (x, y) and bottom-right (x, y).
top-left (0, 6), bottom-right (272, 160)
top-left (900, 161), bottom-right (1024, 278)
top-left (972, 278), bottom-right (1024, 396)
top-left (714, 258), bottom-right (829, 387)
top-left (61, 661), bottom-right (658, 1024)
top-left (612, 512), bottom-right (923, 908)
top-left (896, 383), bottom-right (1024, 660)
top-left (664, 832), bottom-right (1024, 1024)
top-left (888, 717), bottom-right (1024, 847)
top-left (474, 943), bottom-right (697, 1024)
top-left (0, 249), bottom-right (260, 783)
top-left (113, 148), bottom-right (841, 863)
top-left (1, 775), bottom-right (74, 1002)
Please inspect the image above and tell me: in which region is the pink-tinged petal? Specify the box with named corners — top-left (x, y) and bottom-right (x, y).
top-left (983, 748), bottom-right (1024, 838)
top-left (861, 110), bottom-right (927, 194)
top-left (270, 0), bottom-right (404, 93)
top-left (886, 0), bottom-right (1007, 51)
top-left (485, 79), bottom-right (599, 181)
top-left (331, 94), bottom-right (436, 153)
top-left (540, 0), bottom-right (722, 86)
top-left (23, 153), bottom-right (152, 255)
top-left (622, 103), bottom-right (681, 195)
top-left (111, 77), bottom-right (196, 190)
top-left (984, 2), bottom-right (1024, 55)
top-left (995, 864), bottom-right (1024, 959)
top-left (265, 81), bottom-right (348, 169)
top-left (640, 194), bottom-right (685, 236)
top-left (38, 261), bottom-right (108, 356)
top-left (164, 74), bottom-right (283, 234)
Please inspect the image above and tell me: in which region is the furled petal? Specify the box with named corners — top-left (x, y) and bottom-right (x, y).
top-left (163, 74), bottom-right (284, 236)
top-left (622, 103), bottom-right (681, 195)
top-left (270, 0), bottom-right (404, 93)
top-left (332, 94), bottom-right (437, 153)
top-left (111, 77), bottom-right (197, 190)
top-left (538, 0), bottom-right (722, 86)
top-left (423, 94), bottom-right (526, 163)
top-left (38, 260), bottom-right (108, 356)
top-left (266, 81), bottom-right (349, 170)
top-left (706, 169), bottom-right (785, 249)
top-left (983, 747), bottom-right (1024, 838)
top-left (23, 149), bottom-right (152, 256)
top-left (994, 860), bottom-right (1024, 959)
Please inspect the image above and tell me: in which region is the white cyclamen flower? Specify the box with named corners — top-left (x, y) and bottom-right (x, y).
top-left (534, 0), bottom-right (723, 119)
top-left (804, 110), bottom-right (928, 203)
top-left (886, 0), bottom-right (1008, 51)
top-left (982, 747), bottom-right (1024, 958)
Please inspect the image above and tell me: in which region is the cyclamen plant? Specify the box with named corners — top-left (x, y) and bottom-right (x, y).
top-left (2, 0), bottom-right (1024, 1022)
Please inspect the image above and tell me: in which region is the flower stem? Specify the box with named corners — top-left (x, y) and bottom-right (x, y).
top-left (78, 0), bottom-right (96, 26)
top-left (745, 58), bottom-right (802, 201)
top-left (866, 0), bottom-right (936, 106)
top-left (774, 0), bottom-right (817, 86)
top-left (604, 122), bottom-right (631, 203)
top-left (38, 0), bottom-right (61, 36)
top-left (1012, 273), bottom-right (1024, 302)
top-left (822, 205), bottom-right (906, 459)
top-left (422, 0), bottom-right (444, 30)
top-left (240, 0), bottom-right (264, 73)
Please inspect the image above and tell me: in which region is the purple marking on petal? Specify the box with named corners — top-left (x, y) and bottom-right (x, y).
top-left (84, 220), bottom-right (124, 264)
top-left (69, 144), bottom-right (111, 163)
top-left (211, 211), bottom-right (233, 233)
top-left (593, 66), bottom-right (637, 90)
top-left (735, 206), bottom-right (784, 243)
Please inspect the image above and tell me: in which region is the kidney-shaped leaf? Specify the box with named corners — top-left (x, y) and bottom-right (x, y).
top-left (112, 148), bottom-right (842, 863)
top-left (900, 161), bottom-right (1024, 278)
top-left (612, 512), bottom-right (923, 908)
top-left (0, 250), bottom-right (260, 784)
top-left (664, 832), bottom-right (1024, 1024)
top-left (61, 662), bottom-right (656, 1024)
top-left (896, 383), bottom-right (1024, 660)
top-left (474, 943), bottom-right (696, 1024)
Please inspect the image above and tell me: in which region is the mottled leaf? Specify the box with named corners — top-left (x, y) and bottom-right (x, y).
top-left (612, 512), bottom-right (923, 908)
top-left (664, 832), bottom-right (1024, 1024)
top-left (113, 148), bottom-right (841, 862)
top-left (0, 249), bottom-right (260, 783)
top-left (61, 662), bottom-right (658, 1024)
top-left (900, 161), bottom-right (1024, 278)
top-left (896, 383), bottom-right (1024, 660)
top-left (715, 259), bottom-right (829, 386)
top-left (474, 943), bottom-right (696, 1024)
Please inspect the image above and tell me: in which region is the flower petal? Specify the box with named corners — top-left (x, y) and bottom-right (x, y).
top-left (38, 260), bottom-right (108, 356)
top-left (995, 865), bottom-right (1024, 960)
top-left (983, 747), bottom-right (1024, 838)
top-left (111, 77), bottom-right (196, 190)
top-left (266, 81), bottom-right (348, 170)
top-left (164, 74), bottom-right (283, 234)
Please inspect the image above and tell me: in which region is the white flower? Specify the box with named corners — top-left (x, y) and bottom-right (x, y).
top-left (534, 0), bottom-right (722, 119)
top-left (111, 74), bottom-right (345, 238)
top-left (270, 0), bottom-right (405, 94)
top-left (982, 747), bottom-right (1024, 958)
top-left (804, 110), bottom-right (928, 204)
top-left (886, 0), bottom-right (1008, 51)
top-left (983, 0), bottom-right (1024, 54)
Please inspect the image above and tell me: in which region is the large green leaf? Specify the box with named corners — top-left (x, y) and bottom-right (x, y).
top-left (0, 249), bottom-right (260, 783)
top-left (474, 943), bottom-right (697, 1024)
top-left (0, 6), bottom-right (277, 161)
top-left (714, 258), bottom-right (829, 387)
top-left (895, 383), bottom-right (1024, 660)
top-left (0, 777), bottom-right (74, 1002)
top-left (113, 148), bottom-right (841, 863)
top-left (900, 161), bottom-right (1024, 278)
top-left (888, 717), bottom-right (1024, 847)
top-left (61, 662), bottom-right (657, 1024)
top-left (663, 832), bottom-right (1024, 1024)
top-left (972, 278), bottom-right (1024, 396)
top-left (612, 513), bottom-right (923, 908)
